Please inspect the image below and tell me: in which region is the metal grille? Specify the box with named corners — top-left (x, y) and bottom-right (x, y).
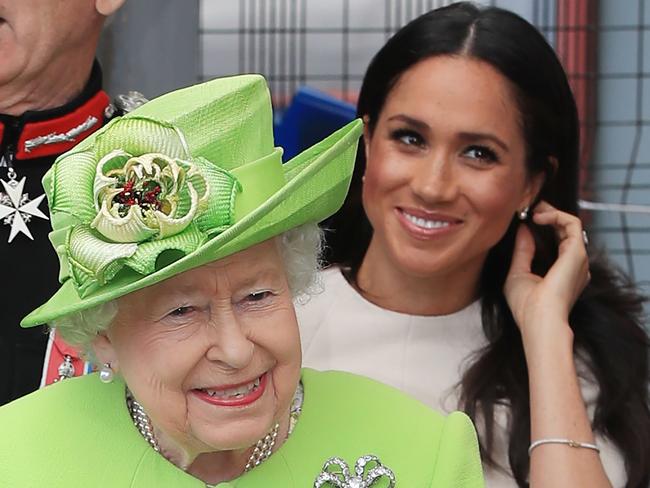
top-left (587, 0), bottom-right (649, 295)
top-left (201, 1), bottom-right (559, 104)
top-left (200, 0), bottom-right (650, 295)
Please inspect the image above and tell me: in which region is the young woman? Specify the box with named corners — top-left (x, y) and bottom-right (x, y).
top-left (297, 3), bottom-right (650, 487)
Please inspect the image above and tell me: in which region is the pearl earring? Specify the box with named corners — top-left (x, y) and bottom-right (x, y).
top-left (518, 206), bottom-right (529, 221)
top-left (99, 363), bottom-right (114, 384)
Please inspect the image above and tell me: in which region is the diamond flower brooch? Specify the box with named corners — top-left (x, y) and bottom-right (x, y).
top-left (314, 454), bottom-right (396, 488)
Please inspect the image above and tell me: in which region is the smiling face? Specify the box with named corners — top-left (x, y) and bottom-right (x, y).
top-left (93, 239), bottom-right (301, 458)
top-left (361, 55), bottom-right (542, 285)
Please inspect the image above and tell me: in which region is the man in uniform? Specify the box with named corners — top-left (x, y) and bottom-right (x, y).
top-left (0, 0), bottom-right (127, 404)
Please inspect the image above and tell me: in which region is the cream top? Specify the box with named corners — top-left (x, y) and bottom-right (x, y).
top-left (297, 267), bottom-right (626, 487)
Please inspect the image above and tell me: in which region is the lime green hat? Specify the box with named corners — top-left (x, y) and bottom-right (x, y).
top-left (22, 75), bottom-right (362, 327)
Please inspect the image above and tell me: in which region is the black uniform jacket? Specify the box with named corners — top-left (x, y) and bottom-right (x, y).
top-left (0, 62), bottom-right (112, 404)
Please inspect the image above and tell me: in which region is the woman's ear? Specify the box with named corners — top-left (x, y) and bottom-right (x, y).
top-left (522, 156), bottom-right (557, 209)
top-left (92, 333), bottom-right (119, 372)
top-left (95, 0), bottom-right (126, 16)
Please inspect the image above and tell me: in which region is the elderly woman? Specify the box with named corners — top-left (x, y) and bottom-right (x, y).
top-left (0, 75), bottom-right (483, 487)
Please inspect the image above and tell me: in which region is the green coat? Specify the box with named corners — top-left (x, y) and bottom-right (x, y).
top-left (0, 368), bottom-right (483, 487)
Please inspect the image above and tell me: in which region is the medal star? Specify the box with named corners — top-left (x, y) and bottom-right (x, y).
top-left (0, 177), bottom-right (49, 243)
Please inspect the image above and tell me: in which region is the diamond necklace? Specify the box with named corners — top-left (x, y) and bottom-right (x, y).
top-left (126, 382), bottom-right (304, 475)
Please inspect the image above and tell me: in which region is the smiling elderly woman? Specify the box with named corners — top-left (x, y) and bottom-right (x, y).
top-left (0, 75), bottom-right (483, 487)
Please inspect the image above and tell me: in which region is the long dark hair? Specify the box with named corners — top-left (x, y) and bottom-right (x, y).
top-left (324, 3), bottom-right (650, 487)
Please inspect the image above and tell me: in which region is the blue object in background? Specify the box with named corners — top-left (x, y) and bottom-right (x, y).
top-left (274, 86), bottom-right (357, 162)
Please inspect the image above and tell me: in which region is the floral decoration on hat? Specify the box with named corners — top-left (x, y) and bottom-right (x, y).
top-left (52, 116), bottom-right (241, 297)
top-left (92, 151), bottom-right (209, 243)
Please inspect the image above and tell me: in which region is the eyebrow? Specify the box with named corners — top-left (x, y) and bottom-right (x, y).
top-left (387, 114), bottom-right (430, 131)
top-left (152, 287), bottom-right (204, 306)
top-left (236, 267), bottom-right (285, 290)
top-left (458, 131), bottom-right (510, 152)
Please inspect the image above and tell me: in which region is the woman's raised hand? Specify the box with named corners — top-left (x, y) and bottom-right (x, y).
top-left (504, 201), bottom-right (590, 344)
top-left (505, 209), bottom-right (613, 488)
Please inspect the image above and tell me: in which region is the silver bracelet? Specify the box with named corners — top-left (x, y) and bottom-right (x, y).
top-left (528, 438), bottom-right (600, 456)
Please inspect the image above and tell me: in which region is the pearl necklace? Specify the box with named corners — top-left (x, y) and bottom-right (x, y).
top-left (126, 382), bottom-right (303, 476)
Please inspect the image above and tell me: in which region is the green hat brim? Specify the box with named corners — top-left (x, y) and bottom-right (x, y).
top-left (21, 118), bottom-right (362, 327)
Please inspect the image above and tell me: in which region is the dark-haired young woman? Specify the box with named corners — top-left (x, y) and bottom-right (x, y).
top-left (297, 3), bottom-right (649, 487)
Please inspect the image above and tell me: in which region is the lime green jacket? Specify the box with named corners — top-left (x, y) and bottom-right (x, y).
top-left (0, 368), bottom-right (483, 487)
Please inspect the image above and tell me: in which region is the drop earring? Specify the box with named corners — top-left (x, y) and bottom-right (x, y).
top-left (518, 206), bottom-right (529, 221)
top-left (99, 363), bottom-right (114, 384)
